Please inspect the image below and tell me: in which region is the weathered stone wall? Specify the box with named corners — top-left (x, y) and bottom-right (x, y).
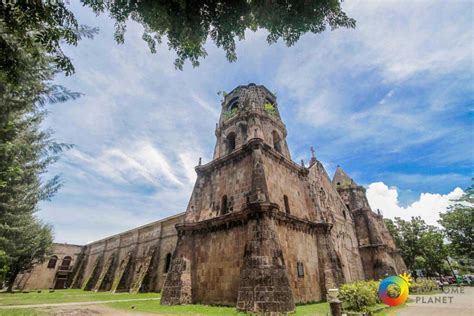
top-left (193, 224), bottom-right (247, 305)
top-left (262, 149), bottom-right (316, 221)
top-left (14, 243), bottom-right (83, 290)
top-left (74, 213), bottom-right (184, 293)
top-left (185, 151), bottom-right (254, 223)
top-left (273, 221), bottom-right (322, 303)
top-left (335, 180), bottom-right (407, 279)
top-left (308, 163), bottom-right (365, 282)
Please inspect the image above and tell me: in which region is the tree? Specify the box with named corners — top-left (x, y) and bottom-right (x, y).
top-left (82, 0), bottom-right (356, 69)
top-left (0, 2), bottom-right (96, 291)
top-left (0, 250), bottom-right (8, 287)
top-left (439, 183), bottom-right (474, 259)
top-left (384, 217), bottom-right (447, 276)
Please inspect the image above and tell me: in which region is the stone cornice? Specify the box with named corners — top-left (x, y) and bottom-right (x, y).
top-left (176, 202), bottom-right (331, 236)
top-left (359, 243), bottom-right (388, 250)
top-left (195, 138), bottom-right (307, 177)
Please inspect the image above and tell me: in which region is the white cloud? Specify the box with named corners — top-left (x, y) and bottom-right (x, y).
top-left (366, 182), bottom-right (465, 226)
top-left (67, 140), bottom-right (183, 188)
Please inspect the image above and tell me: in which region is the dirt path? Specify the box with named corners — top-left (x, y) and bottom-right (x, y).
top-left (395, 286), bottom-right (474, 316)
top-left (0, 298), bottom-right (159, 315)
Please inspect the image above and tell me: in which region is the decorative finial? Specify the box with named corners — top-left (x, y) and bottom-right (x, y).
top-left (301, 159), bottom-right (305, 167)
top-left (309, 146), bottom-right (317, 166)
top-left (198, 157), bottom-right (202, 166)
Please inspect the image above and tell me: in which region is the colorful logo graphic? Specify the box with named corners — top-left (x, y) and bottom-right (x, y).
top-left (378, 272), bottom-right (412, 306)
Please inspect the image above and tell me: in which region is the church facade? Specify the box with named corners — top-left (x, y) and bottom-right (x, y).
top-left (15, 84), bottom-right (405, 314)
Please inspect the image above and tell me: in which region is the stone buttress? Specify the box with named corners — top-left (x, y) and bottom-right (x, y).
top-left (333, 166), bottom-right (407, 279)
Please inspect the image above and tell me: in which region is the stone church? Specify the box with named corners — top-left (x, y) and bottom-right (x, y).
top-left (15, 84), bottom-right (406, 314)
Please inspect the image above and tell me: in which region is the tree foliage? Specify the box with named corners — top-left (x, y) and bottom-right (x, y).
top-left (81, 0), bottom-right (356, 69)
top-left (0, 1), bottom-right (95, 290)
top-left (438, 183), bottom-right (474, 259)
top-left (384, 217), bottom-right (448, 276)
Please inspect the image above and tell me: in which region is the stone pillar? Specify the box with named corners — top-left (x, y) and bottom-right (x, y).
top-left (236, 215), bottom-right (295, 313)
top-left (328, 288), bottom-right (342, 316)
top-left (316, 230), bottom-right (345, 299)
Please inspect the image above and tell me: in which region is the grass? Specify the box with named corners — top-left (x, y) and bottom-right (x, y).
top-left (0, 309), bottom-right (47, 316)
top-left (108, 301), bottom-right (331, 315)
top-left (373, 303), bottom-right (407, 316)
top-left (108, 301), bottom-right (243, 315)
top-left (0, 289), bottom-right (159, 306)
top-left (294, 302), bottom-right (329, 315)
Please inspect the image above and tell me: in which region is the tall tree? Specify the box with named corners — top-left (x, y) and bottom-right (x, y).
top-left (0, 2), bottom-right (96, 291)
top-left (384, 217), bottom-right (448, 276)
top-left (439, 183), bottom-right (474, 259)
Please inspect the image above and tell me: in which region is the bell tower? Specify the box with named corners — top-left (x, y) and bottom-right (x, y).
top-left (213, 83), bottom-right (291, 160)
top-left (161, 84), bottom-right (357, 314)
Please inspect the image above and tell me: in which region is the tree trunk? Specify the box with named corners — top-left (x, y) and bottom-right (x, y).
top-left (6, 267), bottom-right (20, 292)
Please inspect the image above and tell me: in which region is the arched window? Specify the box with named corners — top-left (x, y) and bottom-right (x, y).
top-left (164, 253), bottom-right (172, 273)
top-left (47, 256), bottom-right (58, 269)
top-left (221, 195), bottom-right (228, 215)
top-left (226, 132), bottom-right (236, 154)
top-left (227, 97), bottom-right (239, 112)
top-left (272, 130), bottom-right (282, 153)
top-left (283, 195), bottom-right (290, 214)
top-left (60, 256), bottom-right (72, 270)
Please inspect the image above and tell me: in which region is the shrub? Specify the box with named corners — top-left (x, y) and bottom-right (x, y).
top-left (223, 107), bottom-right (238, 120)
top-left (338, 280), bottom-right (381, 312)
top-left (263, 102), bottom-right (276, 115)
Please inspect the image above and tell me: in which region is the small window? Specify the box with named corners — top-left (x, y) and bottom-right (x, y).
top-left (343, 210), bottom-right (347, 220)
top-left (226, 132), bottom-right (236, 154)
top-left (47, 256), bottom-right (58, 269)
top-left (221, 195), bottom-right (228, 215)
top-left (60, 256), bottom-right (72, 270)
top-left (297, 262), bottom-right (304, 278)
top-left (61, 256), bottom-right (72, 267)
top-left (164, 253), bottom-right (172, 273)
top-left (283, 195), bottom-right (290, 214)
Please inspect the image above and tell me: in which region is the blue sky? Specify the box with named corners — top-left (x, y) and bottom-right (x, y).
top-left (41, 1), bottom-right (473, 244)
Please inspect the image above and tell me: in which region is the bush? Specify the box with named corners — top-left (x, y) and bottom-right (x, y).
top-left (338, 280), bottom-right (381, 312)
top-left (263, 102), bottom-right (276, 115)
top-left (410, 279), bottom-right (439, 293)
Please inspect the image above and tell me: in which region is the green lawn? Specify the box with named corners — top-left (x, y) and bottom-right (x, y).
top-left (0, 309), bottom-right (47, 316)
top-left (108, 301), bottom-right (243, 315)
top-left (373, 303), bottom-right (407, 316)
top-left (0, 289), bottom-right (159, 306)
top-left (107, 300), bottom-right (331, 315)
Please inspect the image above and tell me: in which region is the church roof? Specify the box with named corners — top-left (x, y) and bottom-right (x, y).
top-left (332, 166), bottom-right (356, 187)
